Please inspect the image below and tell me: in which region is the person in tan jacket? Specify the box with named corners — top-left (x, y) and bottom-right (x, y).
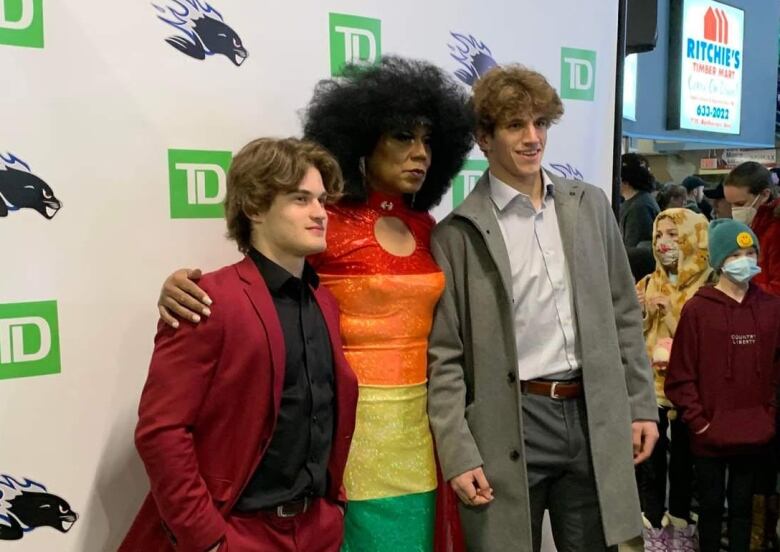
top-left (635, 208), bottom-right (712, 550)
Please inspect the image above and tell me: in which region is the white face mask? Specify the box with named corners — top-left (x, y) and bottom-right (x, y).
top-left (731, 194), bottom-right (760, 225)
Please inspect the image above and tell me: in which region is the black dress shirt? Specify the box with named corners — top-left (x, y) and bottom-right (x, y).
top-left (234, 248), bottom-right (335, 511)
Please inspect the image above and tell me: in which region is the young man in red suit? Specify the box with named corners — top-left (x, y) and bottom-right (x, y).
top-left (120, 137), bottom-right (358, 552)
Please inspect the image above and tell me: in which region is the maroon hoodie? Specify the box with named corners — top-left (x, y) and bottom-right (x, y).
top-left (665, 283), bottom-right (780, 457)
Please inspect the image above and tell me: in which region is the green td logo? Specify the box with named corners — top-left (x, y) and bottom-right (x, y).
top-left (0, 300), bottom-right (60, 380)
top-left (560, 47), bottom-right (596, 101)
top-left (329, 13), bottom-right (381, 76)
top-left (0, 0), bottom-right (43, 48)
top-left (452, 159), bottom-right (488, 208)
top-left (168, 149), bottom-right (232, 219)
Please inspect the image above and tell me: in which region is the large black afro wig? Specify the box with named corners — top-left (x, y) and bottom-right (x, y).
top-left (303, 56), bottom-right (475, 211)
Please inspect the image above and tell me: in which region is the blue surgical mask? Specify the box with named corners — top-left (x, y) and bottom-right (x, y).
top-left (722, 256), bottom-right (761, 283)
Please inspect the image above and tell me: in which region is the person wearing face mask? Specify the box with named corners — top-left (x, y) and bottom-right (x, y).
top-left (724, 163), bottom-right (780, 550)
top-left (665, 219), bottom-right (780, 552)
top-left (723, 162), bottom-right (780, 295)
top-left (635, 209), bottom-right (712, 551)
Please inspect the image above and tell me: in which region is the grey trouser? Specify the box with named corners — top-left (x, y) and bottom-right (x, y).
top-left (522, 392), bottom-right (616, 552)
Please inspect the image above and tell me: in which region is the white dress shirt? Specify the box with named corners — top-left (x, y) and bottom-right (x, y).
top-left (489, 171), bottom-right (582, 381)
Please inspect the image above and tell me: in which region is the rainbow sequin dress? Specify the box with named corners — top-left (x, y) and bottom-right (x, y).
top-left (311, 192), bottom-right (445, 551)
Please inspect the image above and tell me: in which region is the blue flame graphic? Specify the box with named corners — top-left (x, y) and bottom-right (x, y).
top-left (449, 32), bottom-right (498, 86)
top-left (152, 0), bottom-right (223, 45)
top-left (0, 152), bottom-right (31, 173)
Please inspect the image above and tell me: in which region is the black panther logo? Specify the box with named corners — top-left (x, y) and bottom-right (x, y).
top-left (153, 0), bottom-right (248, 66)
top-left (0, 475), bottom-right (78, 540)
top-left (448, 33), bottom-right (499, 86)
top-left (0, 154), bottom-right (62, 219)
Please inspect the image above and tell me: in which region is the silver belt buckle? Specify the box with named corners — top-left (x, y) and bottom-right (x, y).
top-left (276, 496), bottom-right (308, 518)
top-left (276, 504), bottom-right (294, 518)
top-left (550, 381), bottom-right (562, 399)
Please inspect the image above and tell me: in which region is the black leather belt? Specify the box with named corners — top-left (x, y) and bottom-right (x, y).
top-left (520, 379), bottom-right (583, 399)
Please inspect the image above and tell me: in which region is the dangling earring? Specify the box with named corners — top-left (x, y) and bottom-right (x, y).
top-left (358, 156), bottom-right (372, 196)
top-left (358, 156), bottom-right (367, 182)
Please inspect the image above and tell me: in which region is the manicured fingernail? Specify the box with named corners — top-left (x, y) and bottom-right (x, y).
top-left (172, 321), bottom-right (179, 328)
top-left (192, 314), bottom-right (201, 322)
top-left (203, 296), bottom-right (213, 306)
top-left (203, 307), bottom-right (211, 317)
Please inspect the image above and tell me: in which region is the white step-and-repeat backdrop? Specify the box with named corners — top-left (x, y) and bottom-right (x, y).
top-left (1, 1), bottom-right (618, 549)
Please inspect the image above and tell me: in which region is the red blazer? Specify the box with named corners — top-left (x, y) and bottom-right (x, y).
top-left (119, 257), bottom-right (358, 552)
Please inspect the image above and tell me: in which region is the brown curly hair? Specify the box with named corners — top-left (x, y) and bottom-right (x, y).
top-left (225, 137), bottom-right (343, 252)
top-left (724, 161), bottom-right (772, 195)
top-left (472, 65), bottom-right (564, 136)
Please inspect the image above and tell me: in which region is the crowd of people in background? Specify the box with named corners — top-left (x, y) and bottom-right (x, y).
top-left (620, 155), bottom-right (780, 552)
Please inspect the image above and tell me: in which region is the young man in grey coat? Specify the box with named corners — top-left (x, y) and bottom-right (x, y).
top-left (427, 65), bottom-right (659, 552)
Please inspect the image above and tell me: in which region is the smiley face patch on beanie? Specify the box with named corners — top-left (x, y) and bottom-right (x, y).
top-left (737, 232), bottom-right (754, 248)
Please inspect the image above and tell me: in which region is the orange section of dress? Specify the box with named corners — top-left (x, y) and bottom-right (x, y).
top-left (310, 192), bottom-right (457, 551)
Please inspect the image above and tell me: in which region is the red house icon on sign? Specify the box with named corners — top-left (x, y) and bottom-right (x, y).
top-left (704, 6), bottom-right (729, 44)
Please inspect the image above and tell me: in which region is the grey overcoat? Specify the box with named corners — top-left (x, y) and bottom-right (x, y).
top-left (427, 171), bottom-right (657, 551)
